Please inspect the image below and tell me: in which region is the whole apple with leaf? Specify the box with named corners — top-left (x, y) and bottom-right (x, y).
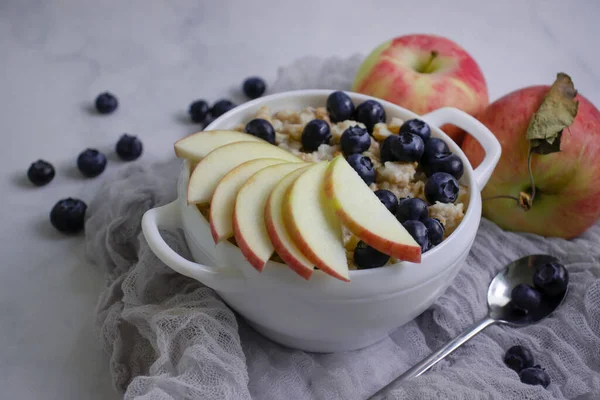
top-left (462, 73), bottom-right (600, 238)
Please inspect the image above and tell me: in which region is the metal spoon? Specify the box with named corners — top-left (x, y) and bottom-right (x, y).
top-left (371, 254), bottom-right (568, 398)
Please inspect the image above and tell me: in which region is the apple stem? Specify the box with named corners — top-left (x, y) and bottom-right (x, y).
top-left (421, 51), bottom-right (439, 74)
top-left (527, 147), bottom-right (537, 204)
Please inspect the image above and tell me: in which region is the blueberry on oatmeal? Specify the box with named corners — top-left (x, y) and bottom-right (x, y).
top-left (425, 172), bottom-right (459, 204)
top-left (243, 77), bottom-right (266, 99)
top-left (211, 99), bottom-right (236, 118)
top-left (424, 153), bottom-right (464, 180)
top-left (423, 217), bottom-right (444, 246)
top-left (374, 189), bottom-right (399, 214)
top-left (399, 119), bottom-right (431, 143)
top-left (402, 220), bottom-right (430, 252)
top-left (354, 100), bottom-right (386, 133)
top-left (27, 160), bottom-right (55, 186)
top-left (396, 197), bottom-right (428, 223)
top-left (380, 135), bottom-right (398, 163)
top-left (302, 119), bottom-right (331, 152)
top-left (245, 118), bottom-right (276, 144)
top-left (423, 137), bottom-right (451, 162)
top-left (340, 125), bottom-right (370, 156)
top-left (346, 154), bottom-right (376, 185)
top-left (390, 132), bottom-right (425, 162)
top-left (327, 91), bottom-right (355, 123)
top-left (354, 241), bottom-right (390, 269)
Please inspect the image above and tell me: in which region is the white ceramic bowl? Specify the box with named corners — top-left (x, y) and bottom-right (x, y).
top-left (142, 90), bottom-right (501, 353)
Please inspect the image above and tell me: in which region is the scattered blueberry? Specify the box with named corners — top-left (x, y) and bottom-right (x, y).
top-left (424, 172), bottom-right (459, 204)
top-left (390, 132), bottom-right (425, 162)
top-left (380, 135), bottom-right (399, 163)
top-left (50, 198), bottom-right (87, 233)
top-left (422, 138), bottom-right (451, 162)
top-left (245, 118), bottom-right (276, 144)
top-left (327, 91), bottom-right (355, 123)
top-left (402, 220), bottom-right (430, 252)
top-left (354, 241), bottom-right (390, 269)
top-left (189, 100), bottom-right (209, 123)
top-left (424, 153), bottom-right (464, 180)
top-left (210, 99), bottom-right (236, 118)
top-left (422, 218), bottom-right (444, 246)
top-left (533, 262), bottom-right (569, 297)
top-left (354, 100), bottom-right (386, 133)
top-left (504, 345), bottom-right (535, 373)
top-left (27, 160), bottom-right (55, 186)
top-left (374, 189), bottom-right (399, 214)
top-left (95, 92), bottom-right (118, 114)
top-left (77, 149), bottom-right (107, 178)
top-left (519, 366), bottom-right (551, 388)
top-left (396, 197), bottom-right (429, 223)
top-left (399, 119), bottom-right (431, 143)
top-left (340, 125), bottom-right (370, 156)
top-left (116, 134), bottom-right (143, 161)
top-left (243, 77), bottom-right (266, 99)
top-left (511, 284), bottom-right (542, 312)
top-left (302, 119), bottom-right (331, 152)
top-left (346, 154), bottom-right (376, 185)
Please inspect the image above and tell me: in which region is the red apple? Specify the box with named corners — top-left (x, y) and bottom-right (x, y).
top-left (462, 85), bottom-right (600, 238)
top-left (352, 34), bottom-right (488, 143)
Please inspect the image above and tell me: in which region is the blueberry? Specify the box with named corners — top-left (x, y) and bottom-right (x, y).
top-left (390, 133), bottom-right (425, 162)
top-left (354, 100), bottom-right (386, 133)
top-left (327, 91), bottom-right (355, 123)
top-left (533, 262), bottom-right (569, 297)
top-left (340, 125), bottom-right (370, 156)
top-left (77, 149), bottom-right (107, 178)
top-left (380, 135), bottom-right (399, 163)
top-left (424, 172), bottom-right (459, 204)
top-left (399, 119), bottom-right (431, 143)
top-left (396, 197), bottom-right (429, 223)
top-left (95, 92), bottom-right (118, 114)
top-left (423, 138), bottom-right (450, 162)
top-left (27, 160), bottom-right (55, 186)
top-left (402, 220), bottom-right (430, 252)
top-left (346, 154), bottom-right (376, 185)
top-left (504, 345), bottom-right (534, 373)
top-left (116, 134), bottom-right (143, 161)
top-left (302, 119), bottom-right (331, 152)
top-left (422, 218), bottom-right (444, 246)
top-left (519, 366), bottom-right (551, 388)
top-left (188, 100), bottom-right (209, 123)
top-left (424, 153), bottom-right (464, 180)
top-left (210, 99), bottom-right (236, 118)
top-left (245, 118), bottom-right (276, 144)
top-left (243, 77), bottom-right (266, 99)
top-left (354, 241), bottom-right (390, 269)
top-left (50, 198), bottom-right (87, 234)
top-left (511, 284), bottom-right (542, 312)
top-left (374, 190), bottom-right (399, 214)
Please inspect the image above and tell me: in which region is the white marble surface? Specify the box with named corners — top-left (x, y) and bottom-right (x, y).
top-left (1, 0), bottom-right (599, 398)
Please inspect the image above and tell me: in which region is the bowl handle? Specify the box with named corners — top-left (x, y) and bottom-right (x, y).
top-left (421, 107), bottom-right (501, 190)
top-left (142, 201), bottom-right (243, 292)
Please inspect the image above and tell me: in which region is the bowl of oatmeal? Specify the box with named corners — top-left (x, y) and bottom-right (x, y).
top-left (142, 90), bottom-right (501, 352)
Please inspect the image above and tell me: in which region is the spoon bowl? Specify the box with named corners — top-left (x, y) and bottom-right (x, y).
top-left (371, 254), bottom-right (569, 398)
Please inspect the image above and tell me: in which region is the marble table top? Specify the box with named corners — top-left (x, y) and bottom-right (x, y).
top-left (1, 0), bottom-right (599, 398)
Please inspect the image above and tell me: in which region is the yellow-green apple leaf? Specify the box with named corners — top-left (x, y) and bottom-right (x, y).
top-left (526, 72), bottom-right (579, 155)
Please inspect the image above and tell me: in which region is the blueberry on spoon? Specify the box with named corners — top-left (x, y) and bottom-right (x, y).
top-left (511, 284), bottom-right (542, 313)
top-left (533, 262), bottom-right (569, 296)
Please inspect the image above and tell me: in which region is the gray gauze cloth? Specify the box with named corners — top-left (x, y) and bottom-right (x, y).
top-left (85, 55), bottom-right (600, 400)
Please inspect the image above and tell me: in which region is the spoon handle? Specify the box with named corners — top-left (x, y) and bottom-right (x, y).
top-left (371, 316), bottom-right (496, 398)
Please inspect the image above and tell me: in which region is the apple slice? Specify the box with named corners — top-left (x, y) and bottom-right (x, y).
top-left (209, 158), bottom-right (288, 243)
top-left (174, 130), bottom-right (262, 162)
top-left (187, 141), bottom-right (302, 205)
top-left (324, 155), bottom-right (421, 262)
top-left (233, 162), bottom-right (310, 271)
top-left (265, 166), bottom-right (315, 279)
top-left (283, 162), bottom-right (350, 282)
